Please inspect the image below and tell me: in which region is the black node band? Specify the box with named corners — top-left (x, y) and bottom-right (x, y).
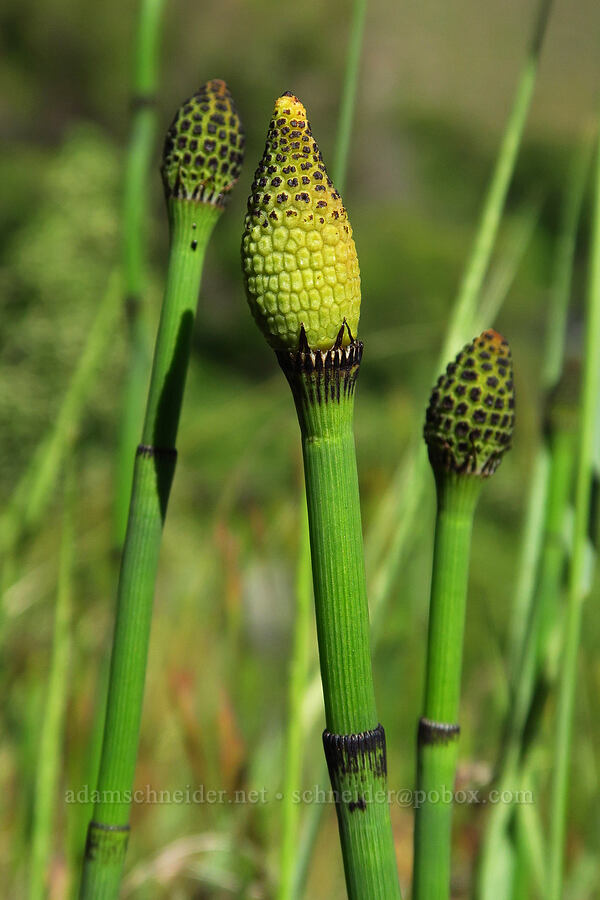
top-left (88, 821), bottom-right (130, 833)
top-left (418, 717), bottom-right (460, 745)
top-left (323, 723), bottom-right (387, 778)
top-left (136, 444), bottom-right (178, 460)
top-left (130, 93), bottom-right (157, 111)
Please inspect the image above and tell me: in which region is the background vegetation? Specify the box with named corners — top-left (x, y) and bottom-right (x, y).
top-left (2, 0), bottom-right (600, 896)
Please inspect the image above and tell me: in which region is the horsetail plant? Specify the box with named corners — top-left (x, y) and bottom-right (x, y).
top-left (413, 330), bottom-right (515, 900)
top-left (477, 134), bottom-right (593, 900)
top-left (242, 93), bottom-right (401, 899)
top-left (114, 0), bottom-right (166, 547)
top-left (79, 80), bottom-right (244, 899)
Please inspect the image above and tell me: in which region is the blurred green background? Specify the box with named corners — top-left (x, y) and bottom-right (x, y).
top-left (2, 0), bottom-right (600, 896)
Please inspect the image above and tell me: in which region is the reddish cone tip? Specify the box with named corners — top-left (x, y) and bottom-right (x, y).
top-left (424, 330), bottom-right (515, 478)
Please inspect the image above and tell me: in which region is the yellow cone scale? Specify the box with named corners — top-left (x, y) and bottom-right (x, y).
top-left (242, 93), bottom-right (361, 351)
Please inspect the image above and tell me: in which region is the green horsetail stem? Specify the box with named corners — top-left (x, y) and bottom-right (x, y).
top-left (242, 93), bottom-right (400, 899)
top-left (413, 330), bottom-right (515, 900)
top-left (114, 0), bottom-right (166, 547)
top-left (79, 80), bottom-right (244, 899)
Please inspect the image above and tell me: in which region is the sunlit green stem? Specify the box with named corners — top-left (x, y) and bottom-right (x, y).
top-left (115, 0), bottom-right (167, 547)
top-left (333, 0), bottom-right (367, 194)
top-left (79, 199), bottom-right (219, 899)
top-left (413, 472), bottom-right (481, 900)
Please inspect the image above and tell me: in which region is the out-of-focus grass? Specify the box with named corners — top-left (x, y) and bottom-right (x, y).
top-left (2, 0), bottom-right (600, 896)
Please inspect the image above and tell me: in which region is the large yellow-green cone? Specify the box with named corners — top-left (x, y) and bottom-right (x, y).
top-left (242, 93), bottom-right (361, 351)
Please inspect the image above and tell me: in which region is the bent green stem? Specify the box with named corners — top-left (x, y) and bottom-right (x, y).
top-left (80, 79), bottom-right (243, 898)
top-left (79, 201), bottom-right (219, 899)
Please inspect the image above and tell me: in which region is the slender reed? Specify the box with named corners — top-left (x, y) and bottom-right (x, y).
top-left (548, 133), bottom-right (600, 900)
top-left (355, 0), bottom-right (554, 642)
top-left (277, 504), bottom-right (312, 900)
top-left (115, 0), bottom-right (167, 546)
top-left (29, 473), bottom-right (74, 900)
top-left (477, 133), bottom-right (592, 900)
top-left (79, 81), bottom-right (244, 898)
top-left (242, 93), bottom-right (401, 899)
top-left (507, 133), bottom-right (592, 680)
top-left (333, 0), bottom-right (367, 193)
top-left (413, 331), bottom-right (515, 900)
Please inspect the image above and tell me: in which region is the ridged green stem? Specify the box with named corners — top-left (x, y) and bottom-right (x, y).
top-left (548, 135), bottom-right (600, 900)
top-left (115, 0), bottom-right (166, 547)
top-left (281, 351), bottom-right (401, 899)
top-left (79, 199), bottom-right (219, 899)
top-left (283, 6), bottom-right (369, 892)
top-left (413, 472), bottom-right (481, 900)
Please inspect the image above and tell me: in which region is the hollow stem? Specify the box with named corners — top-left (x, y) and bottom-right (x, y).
top-left (79, 199), bottom-right (219, 899)
top-left (279, 343), bottom-right (401, 899)
top-left (413, 472), bottom-right (481, 900)
top-left (114, 0), bottom-right (166, 547)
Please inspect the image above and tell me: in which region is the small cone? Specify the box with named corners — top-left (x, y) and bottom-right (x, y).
top-left (162, 79), bottom-right (245, 207)
top-left (424, 330), bottom-right (515, 477)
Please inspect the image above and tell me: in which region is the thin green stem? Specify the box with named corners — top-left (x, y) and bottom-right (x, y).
top-left (115, 0), bottom-right (166, 547)
top-left (29, 473), bottom-right (74, 900)
top-left (277, 503), bottom-right (312, 900)
top-left (476, 432), bottom-right (575, 900)
top-left (282, 352), bottom-right (400, 899)
top-left (413, 474), bottom-right (481, 900)
top-left (79, 199), bottom-right (220, 899)
top-left (443, 0), bottom-right (553, 360)
top-left (477, 130), bottom-right (592, 900)
top-left (361, 0), bottom-right (553, 640)
top-left (543, 131), bottom-right (595, 389)
top-left (332, 0), bottom-right (367, 194)
top-left (548, 135), bottom-right (600, 900)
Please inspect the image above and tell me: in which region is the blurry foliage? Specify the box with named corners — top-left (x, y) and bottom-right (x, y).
top-left (0, 127), bottom-right (125, 493)
top-left (1, 0), bottom-right (600, 896)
